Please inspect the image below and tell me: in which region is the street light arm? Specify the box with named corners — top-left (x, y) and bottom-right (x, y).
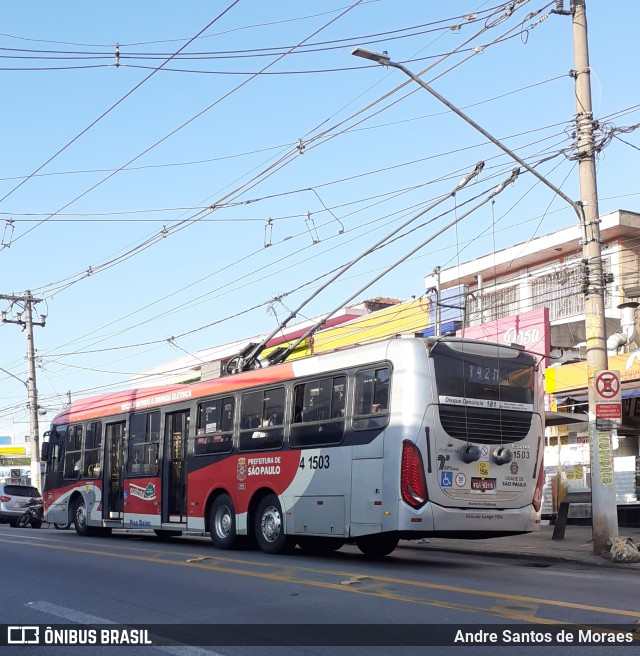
top-left (351, 48), bottom-right (583, 222)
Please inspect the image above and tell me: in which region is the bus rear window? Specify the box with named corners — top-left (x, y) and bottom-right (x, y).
top-left (433, 343), bottom-right (535, 409)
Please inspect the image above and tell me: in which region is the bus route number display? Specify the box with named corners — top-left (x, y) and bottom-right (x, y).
top-left (468, 366), bottom-right (500, 383)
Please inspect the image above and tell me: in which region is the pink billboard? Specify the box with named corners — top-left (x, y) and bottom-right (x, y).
top-left (456, 307), bottom-right (550, 367)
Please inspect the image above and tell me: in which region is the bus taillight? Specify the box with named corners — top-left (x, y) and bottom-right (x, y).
top-left (401, 440), bottom-right (428, 509)
top-left (532, 461), bottom-right (545, 512)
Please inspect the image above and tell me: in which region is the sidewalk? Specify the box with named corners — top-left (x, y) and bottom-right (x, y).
top-left (400, 523), bottom-right (640, 569)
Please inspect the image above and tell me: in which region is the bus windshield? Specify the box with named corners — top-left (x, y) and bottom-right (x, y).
top-left (432, 341), bottom-right (535, 410)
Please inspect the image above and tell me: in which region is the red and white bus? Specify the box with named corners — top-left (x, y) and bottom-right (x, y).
top-left (41, 336), bottom-right (544, 556)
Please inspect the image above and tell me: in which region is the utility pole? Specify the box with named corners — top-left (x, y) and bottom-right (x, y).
top-left (1, 291), bottom-right (46, 491)
top-left (571, 0), bottom-right (618, 554)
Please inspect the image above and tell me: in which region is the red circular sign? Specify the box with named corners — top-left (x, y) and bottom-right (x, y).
top-left (595, 371), bottom-right (620, 399)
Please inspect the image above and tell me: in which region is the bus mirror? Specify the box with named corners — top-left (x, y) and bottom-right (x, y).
top-left (460, 445), bottom-right (480, 463)
top-left (41, 442), bottom-right (50, 462)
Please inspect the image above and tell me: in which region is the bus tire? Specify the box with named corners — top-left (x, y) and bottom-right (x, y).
top-left (210, 494), bottom-right (237, 550)
top-left (297, 537), bottom-right (344, 555)
top-left (74, 499), bottom-right (91, 537)
top-left (355, 533), bottom-right (399, 557)
top-left (254, 494), bottom-right (295, 555)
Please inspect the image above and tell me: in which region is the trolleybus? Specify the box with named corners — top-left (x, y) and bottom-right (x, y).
top-left (41, 336), bottom-right (545, 556)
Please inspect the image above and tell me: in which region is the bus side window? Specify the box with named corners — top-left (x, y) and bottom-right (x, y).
top-left (63, 424), bottom-right (83, 480)
top-left (50, 426), bottom-right (66, 473)
top-left (84, 421), bottom-right (102, 478)
top-left (128, 411), bottom-right (160, 476)
top-left (239, 388), bottom-right (285, 451)
top-left (353, 367), bottom-right (390, 430)
top-left (290, 376), bottom-right (346, 448)
top-left (195, 396), bottom-right (235, 455)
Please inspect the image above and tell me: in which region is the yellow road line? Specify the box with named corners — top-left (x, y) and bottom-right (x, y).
top-left (3, 536), bottom-right (639, 621)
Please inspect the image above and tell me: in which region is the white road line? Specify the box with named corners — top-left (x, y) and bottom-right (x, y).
top-left (26, 601), bottom-right (225, 656)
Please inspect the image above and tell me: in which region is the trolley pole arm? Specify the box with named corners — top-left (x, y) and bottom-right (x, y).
top-left (269, 168), bottom-right (518, 367)
top-left (236, 162), bottom-right (484, 372)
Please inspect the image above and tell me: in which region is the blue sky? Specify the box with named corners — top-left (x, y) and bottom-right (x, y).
top-left (1, 1), bottom-right (638, 435)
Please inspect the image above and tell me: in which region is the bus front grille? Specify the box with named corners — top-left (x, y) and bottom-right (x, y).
top-left (438, 405), bottom-right (532, 443)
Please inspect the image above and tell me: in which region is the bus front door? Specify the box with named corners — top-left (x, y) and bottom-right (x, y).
top-left (103, 421), bottom-right (125, 520)
top-left (164, 411), bottom-right (189, 524)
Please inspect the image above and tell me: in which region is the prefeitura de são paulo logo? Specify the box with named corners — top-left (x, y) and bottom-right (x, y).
top-left (237, 457), bottom-right (247, 481)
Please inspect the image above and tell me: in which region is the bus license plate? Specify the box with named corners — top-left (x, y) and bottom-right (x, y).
top-left (471, 477), bottom-right (496, 491)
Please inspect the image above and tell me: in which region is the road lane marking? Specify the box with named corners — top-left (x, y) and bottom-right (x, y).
top-left (6, 536), bottom-right (640, 624)
top-left (26, 601), bottom-right (224, 656)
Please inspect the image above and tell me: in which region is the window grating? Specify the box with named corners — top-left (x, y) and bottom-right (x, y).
top-left (439, 405), bottom-right (532, 443)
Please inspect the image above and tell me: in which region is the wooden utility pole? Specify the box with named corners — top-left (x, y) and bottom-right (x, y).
top-left (1, 291), bottom-right (46, 491)
top-left (571, 0), bottom-right (618, 553)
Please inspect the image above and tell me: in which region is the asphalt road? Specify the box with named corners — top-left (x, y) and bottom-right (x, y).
top-left (1, 524), bottom-right (638, 655)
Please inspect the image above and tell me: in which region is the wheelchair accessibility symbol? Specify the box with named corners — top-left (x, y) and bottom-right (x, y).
top-left (440, 471), bottom-right (453, 487)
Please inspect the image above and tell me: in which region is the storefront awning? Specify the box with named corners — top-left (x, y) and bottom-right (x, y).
top-left (556, 387), bottom-right (640, 404)
top-left (545, 411), bottom-right (589, 426)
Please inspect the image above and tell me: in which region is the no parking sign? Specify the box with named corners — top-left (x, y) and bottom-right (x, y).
top-left (594, 369), bottom-right (621, 429)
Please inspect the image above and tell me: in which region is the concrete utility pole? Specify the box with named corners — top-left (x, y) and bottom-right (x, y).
top-left (1, 291), bottom-right (46, 491)
top-left (571, 0), bottom-right (618, 554)
top-left (351, 0), bottom-right (618, 555)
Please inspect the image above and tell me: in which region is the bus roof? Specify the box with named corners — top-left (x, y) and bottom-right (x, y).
top-left (51, 362), bottom-right (295, 425)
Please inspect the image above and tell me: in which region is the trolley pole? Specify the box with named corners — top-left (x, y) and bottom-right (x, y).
top-left (1, 291), bottom-right (46, 491)
top-left (571, 0), bottom-right (618, 554)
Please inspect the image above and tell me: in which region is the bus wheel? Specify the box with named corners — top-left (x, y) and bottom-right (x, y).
top-left (74, 500), bottom-right (91, 537)
top-left (297, 537), bottom-right (344, 555)
top-left (254, 494), bottom-right (295, 555)
top-left (355, 533), bottom-right (399, 557)
top-left (210, 494), bottom-right (237, 550)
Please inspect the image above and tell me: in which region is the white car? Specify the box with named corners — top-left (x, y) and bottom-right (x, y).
top-left (0, 483), bottom-right (42, 527)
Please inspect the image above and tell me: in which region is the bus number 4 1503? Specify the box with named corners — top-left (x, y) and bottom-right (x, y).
top-left (300, 455), bottom-right (330, 470)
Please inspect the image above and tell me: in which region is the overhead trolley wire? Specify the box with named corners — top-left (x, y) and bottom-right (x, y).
top-left (0, 0), bottom-right (243, 233)
top-left (20, 1), bottom-right (368, 296)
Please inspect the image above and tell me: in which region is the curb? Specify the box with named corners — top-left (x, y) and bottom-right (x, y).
top-left (398, 540), bottom-right (640, 569)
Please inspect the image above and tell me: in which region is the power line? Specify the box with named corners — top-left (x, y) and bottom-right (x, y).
top-left (0, 1), bottom-right (243, 224)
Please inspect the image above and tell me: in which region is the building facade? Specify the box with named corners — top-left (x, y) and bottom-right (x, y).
top-left (425, 209), bottom-right (640, 517)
